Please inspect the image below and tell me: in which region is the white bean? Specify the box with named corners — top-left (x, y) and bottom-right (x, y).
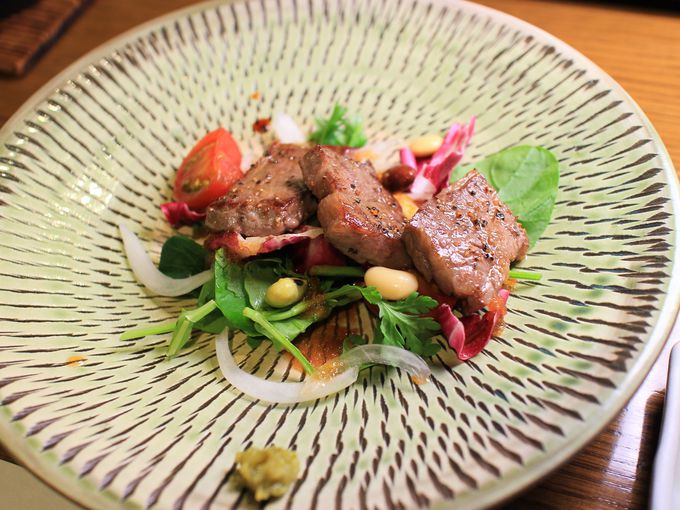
top-left (364, 267), bottom-right (419, 301)
top-left (409, 134), bottom-right (443, 158)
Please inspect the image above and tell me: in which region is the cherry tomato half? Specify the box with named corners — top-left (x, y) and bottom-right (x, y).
top-left (173, 128), bottom-right (243, 210)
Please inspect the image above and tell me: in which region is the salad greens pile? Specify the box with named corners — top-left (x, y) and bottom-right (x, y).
top-left (123, 241), bottom-right (441, 373)
top-left (126, 108), bottom-right (559, 369)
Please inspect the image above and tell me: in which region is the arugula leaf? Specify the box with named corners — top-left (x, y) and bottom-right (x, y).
top-left (120, 277), bottom-right (222, 341)
top-left (452, 145), bottom-right (559, 248)
top-left (120, 320), bottom-right (176, 341)
top-left (214, 251), bottom-right (257, 336)
top-left (158, 235), bottom-right (207, 278)
top-left (359, 288), bottom-right (442, 357)
top-left (508, 269), bottom-right (542, 281)
top-left (246, 336), bottom-right (265, 350)
top-left (194, 314), bottom-right (229, 334)
top-left (197, 278), bottom-right (214, 306)
top-left (309, 104), bottom-right (367, 148)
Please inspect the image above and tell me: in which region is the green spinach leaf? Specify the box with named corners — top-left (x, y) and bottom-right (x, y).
top-left (158, 235), bottom-right (207, 278)
top-left (214, 251), bottom-right (257, 335)
top-left (243, 259), bottom-right (287, 310)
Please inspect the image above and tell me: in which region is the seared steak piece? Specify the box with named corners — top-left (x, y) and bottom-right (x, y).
top-left (300, 146), bottom-right (411, 269)
top-left (205, 144), bottom-right (317, 237)
top-left (403, 170), bottom-right (528, 313)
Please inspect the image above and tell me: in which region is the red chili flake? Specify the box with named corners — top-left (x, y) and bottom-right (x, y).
top-left (250, 91), bottom-right (261, 100)
top-left (252, 117), bottom-right (271, 133)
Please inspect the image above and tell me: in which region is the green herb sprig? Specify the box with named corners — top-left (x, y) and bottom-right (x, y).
top-left (358, 287), bottom-right (442, 357)
top-left (309, 104), bottom-right (367, 148)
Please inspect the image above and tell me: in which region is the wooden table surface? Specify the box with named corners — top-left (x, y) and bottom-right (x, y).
top-left (1, 1), bottom-right (679, 509)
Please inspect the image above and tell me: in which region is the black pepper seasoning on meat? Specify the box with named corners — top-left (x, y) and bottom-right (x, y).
top-left (299, 146), bottom-right (412, 268)
top-left (402, 169), bottom-right (529, 313)
top-left (205, 143), bottom-right (317, 237)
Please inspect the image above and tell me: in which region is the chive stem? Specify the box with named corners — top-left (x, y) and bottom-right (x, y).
top-left (167, 300), bottom-right (218, 358)
top-left (264, 301), bottom-right (309, 321)
top-left (508, 269), bottom-right (542, 281)
top-left (243, 307), bottom-right (315, 375)
top-left (120, 320), bottom-right (177, 340)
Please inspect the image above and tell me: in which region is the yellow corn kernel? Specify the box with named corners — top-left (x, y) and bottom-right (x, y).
top-left (352, 149), bottom-right (379, 162)
top-left (265, 278), bottom-right (306, 308)
top-left (393, 192), bottom-right (419, 220)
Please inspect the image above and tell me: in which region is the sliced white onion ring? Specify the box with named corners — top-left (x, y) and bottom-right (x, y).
top-left (119, 223), bottom-right (211, 297)
top-left (215, 332), bottom-right (431, 404)
top-left (272, 112), bottom-right (306, 144)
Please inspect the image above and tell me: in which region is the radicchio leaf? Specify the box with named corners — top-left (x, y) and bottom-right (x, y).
top-left (404, 117), bottom-right (476, 201)
top-left (206, 227), bottom-right (323, 260)
top-left (289, 235), bottom-right (348, 273)
top-left (161, 202), bottom-right (206, 227)
top-left (432, 288), bottom-right (509, 361)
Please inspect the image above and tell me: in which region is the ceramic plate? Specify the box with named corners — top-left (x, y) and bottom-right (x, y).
top-left (0, 1), bottom-right (678, 509)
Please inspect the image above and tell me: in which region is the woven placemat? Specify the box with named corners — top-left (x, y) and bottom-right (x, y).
top-left (0, 0), bottom-right (90, 77)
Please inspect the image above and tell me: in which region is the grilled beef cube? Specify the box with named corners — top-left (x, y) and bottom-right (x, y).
top-left (403, 170), bottom-right (528, 313)
top-left (300, 146), bottom-right (412, 269)
top-left (206, 144), bottom-right (317, 237)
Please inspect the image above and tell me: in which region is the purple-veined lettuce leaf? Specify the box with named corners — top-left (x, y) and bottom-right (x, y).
top-left (403, 117), bottom-right (476, 201)
top-left (431, 288), bottom-right (509, 361)
top-left (161, 201), bottom-right (206, 227)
